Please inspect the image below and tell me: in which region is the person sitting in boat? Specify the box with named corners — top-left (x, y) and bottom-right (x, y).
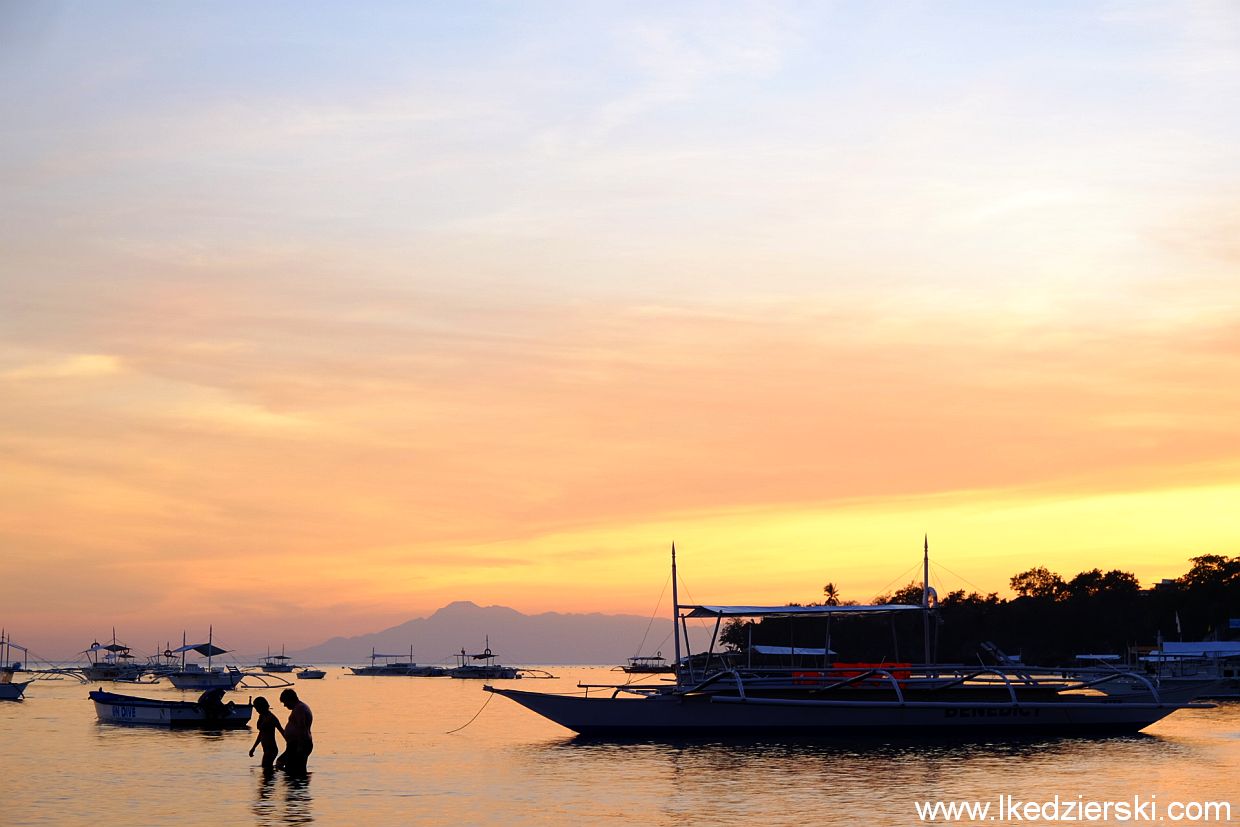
top-left (248, 696), bottom-right (285, 770)
top-left (197, 686), bottom-right (236, 720)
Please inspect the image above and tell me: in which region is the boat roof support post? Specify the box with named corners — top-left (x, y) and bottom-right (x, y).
top-left (923, 535), bottom-right (932, 666)
top-left (823, 617), bottom-right (831, 669)
top-left (671, 543), bottom-right (682, 686)
top-left (747, 622), bottom-right (753, 670)
top-left (703, 615), bottom-right (722, 676)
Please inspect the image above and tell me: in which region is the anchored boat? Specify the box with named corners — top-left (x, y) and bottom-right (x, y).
top-left (349, 646), bottom-right (447, 677)
top-left (81, 631), bottom-right (152, 683)
top-left (487, 543), bottom-right (1212, 738)
top-left (1, 631), bottom-right (31, 700)
top-left (89, 689), bottom-right (252, 728)
top-left (450, 638), bottom-right (520, 679)
top-left (260, 646), bottom-right (296, 674)
top-left (619, 653), bottom-right (675, 674)
top-left (166, 628), bottom-right (245, 690)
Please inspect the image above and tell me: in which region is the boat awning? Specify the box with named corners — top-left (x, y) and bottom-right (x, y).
top-left (752, 645), bottom-right (836, 656)
top-left (370, 653), bottom-right (407, 658)
top-left (88, 643), bottom-right (130, 653)
top-left (681, 604), bottom-right (922, 619)
top-left (173, 643), bottom-right (229, 657)
top-left (1150, 642), bottom-right (1240, 659)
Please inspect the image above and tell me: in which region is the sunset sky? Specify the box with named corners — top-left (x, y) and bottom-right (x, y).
top-left (3, 2), bottom-right (1239, 658)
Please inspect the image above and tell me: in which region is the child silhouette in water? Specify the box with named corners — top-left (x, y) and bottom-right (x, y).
top-left (248, 696), bottom-right (285, 769)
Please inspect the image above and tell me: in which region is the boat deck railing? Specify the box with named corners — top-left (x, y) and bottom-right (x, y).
top-left (580, 664), bottom-right (1184, 706)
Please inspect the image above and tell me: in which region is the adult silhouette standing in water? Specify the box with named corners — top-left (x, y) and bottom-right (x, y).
top-left (248, 696), bottom-right (285, 770)
top-left (276, 688), bottom-right (313, 774)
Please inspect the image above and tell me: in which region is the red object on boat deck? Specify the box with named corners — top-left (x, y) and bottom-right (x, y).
top-left (832, 662), bottom-right (912, 680)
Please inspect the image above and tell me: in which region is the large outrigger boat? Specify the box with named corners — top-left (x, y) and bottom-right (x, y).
top-left (1, 631), bottom-right (31, 700)
top-left (166, 629), bottom-right (246, 690)
top-left (349, 646), bottom-right (447, 677)
top-left (81, 631), bottom-right (151, 683)
top-left (450, 638), bottom-right (521, 679)
top-left (487, 543), bottom-right (1213, 738)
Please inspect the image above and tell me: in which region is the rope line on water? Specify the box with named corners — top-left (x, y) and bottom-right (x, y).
top-left (445, 691), bottom-right (494, 734)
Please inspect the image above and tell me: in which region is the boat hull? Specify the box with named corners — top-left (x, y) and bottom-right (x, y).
top-left (450, 665), bottom-right (520, 679)
top-left (350, 665), bottom-right (447, 676)
top-left (485, 686), bottom-right (1201, 738)
top-left (1091, 677), bottom-right (1228, 703)
top-left (166, 669), bottom-right (244, 691)
top-left (0, 681), bottom-right (29, 700)
top-left (89, 690), bottom-right (252, 728)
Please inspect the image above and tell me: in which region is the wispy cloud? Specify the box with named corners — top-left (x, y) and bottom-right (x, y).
top-left (1, 353), bottom-right (123, 380)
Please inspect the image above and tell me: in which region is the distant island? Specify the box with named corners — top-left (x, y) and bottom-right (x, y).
top-left (286, 600), bottom-right (695, 666)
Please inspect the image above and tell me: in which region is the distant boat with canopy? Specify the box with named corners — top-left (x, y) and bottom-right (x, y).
top-left (81, 630), bottom-right (152, 683)
top-left (449, 638), bottom-right (521, 680)
top-left (165, 628), bottom-right (245, 690)
top-left (350, 646), bottom-right (447, 677)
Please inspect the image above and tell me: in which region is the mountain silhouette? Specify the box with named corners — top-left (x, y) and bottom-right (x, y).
top-left (286, 601), bottom-right (691, 665)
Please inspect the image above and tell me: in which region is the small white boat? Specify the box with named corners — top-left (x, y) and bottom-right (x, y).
top-left (89, 689), bottom-right (252, 728)
top-left (296, 667), bottom-right (326, 679)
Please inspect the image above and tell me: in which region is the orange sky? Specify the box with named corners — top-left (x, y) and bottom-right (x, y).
top-left (3, 3), bottom-right (1239, 658)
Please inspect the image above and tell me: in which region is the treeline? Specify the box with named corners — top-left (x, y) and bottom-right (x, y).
top-left (720, 555), bottom-right (1240, 666)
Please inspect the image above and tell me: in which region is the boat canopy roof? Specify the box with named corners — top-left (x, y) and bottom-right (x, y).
top-left (88, 642), bottom-right (130, 653)
top-left (681, 603), bottom-right (922, 619)
top-left (1152, 642), bottom-right (1240, 658)
top-left (752, 645), bottom-right (836, 656)
top-left (173, 642), bottom-right (229, 657)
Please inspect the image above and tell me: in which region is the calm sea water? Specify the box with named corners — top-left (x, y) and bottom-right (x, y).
top-left (2, 667), bottom-right (1237, 826)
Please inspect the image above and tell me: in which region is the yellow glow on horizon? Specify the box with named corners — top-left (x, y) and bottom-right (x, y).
top-left (307, 476), bottom-right (1240, 618)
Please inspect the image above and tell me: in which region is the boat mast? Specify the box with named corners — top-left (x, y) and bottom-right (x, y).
top-left (671, 542), bottom-right (681, 686)
top-left (922, 535), bottom-right (932, 665)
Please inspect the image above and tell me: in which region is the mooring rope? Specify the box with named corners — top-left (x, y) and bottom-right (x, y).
top-left (444, 691), bottom-right (495, 734)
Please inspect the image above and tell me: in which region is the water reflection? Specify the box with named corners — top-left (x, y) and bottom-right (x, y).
top-left (252, 768), bottom-right (314, 826)
top-left (513, 731), bottom-right (1211, 825)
